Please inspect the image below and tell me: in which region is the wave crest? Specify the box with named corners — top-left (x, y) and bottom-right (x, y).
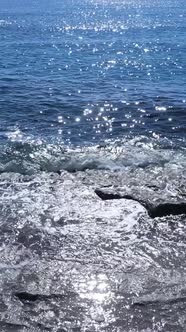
top-left (0, 137), bottom-right (185, 175)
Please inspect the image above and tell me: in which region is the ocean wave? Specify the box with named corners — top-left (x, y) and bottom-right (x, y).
top-left (0, 137), bottom-right (185, 175)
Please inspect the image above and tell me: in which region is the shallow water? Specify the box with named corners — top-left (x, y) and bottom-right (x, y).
top-left (0, 0), bottom-right (186, 331)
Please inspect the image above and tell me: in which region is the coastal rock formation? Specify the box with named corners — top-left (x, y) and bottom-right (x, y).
top-left (0, 169), bottom-right (186, 331)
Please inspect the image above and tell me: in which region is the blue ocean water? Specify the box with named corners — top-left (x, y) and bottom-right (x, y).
top-left (1, 3), bottom-right (186, 330)
top-left (0, 0), bottom-right (186, 145)
top-left (0, 0), bottom-right (186, 174)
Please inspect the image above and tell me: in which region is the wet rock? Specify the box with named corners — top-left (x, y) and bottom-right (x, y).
top-left (149, 202), bottom-right (186, 218)
top-left (0, 169), bottom-right (186, 331)
top-left (0, 321), bottom-right (29, 331)
top-left (95, 189), bottom-right (133, 201)
top-left (14, 291), bottom-right (77, 303)
top-left (15, 292), bottom-right (40, 302)
top-left (133, 295), bottom-right (186, 307)
top-left (95, 186), bottom-right (186, 218)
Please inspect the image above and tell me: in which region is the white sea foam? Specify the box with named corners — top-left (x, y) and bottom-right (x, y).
top-left (0, 136), bottom-right (185, 176)
top-left (0, 19), bottom-right (13, 26)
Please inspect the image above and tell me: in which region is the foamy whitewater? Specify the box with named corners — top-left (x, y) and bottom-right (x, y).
top-left (0, 0), bottom-right (186, 331)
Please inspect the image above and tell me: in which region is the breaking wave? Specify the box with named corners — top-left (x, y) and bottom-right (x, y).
top-left (0, 136), bottom-right (185, 175)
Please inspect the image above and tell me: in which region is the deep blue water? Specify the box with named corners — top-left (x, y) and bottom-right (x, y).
top-left (0, 0), bottom-right (186, 149)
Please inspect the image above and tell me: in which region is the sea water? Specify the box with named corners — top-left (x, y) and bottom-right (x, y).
top-left (0, 0), bottom-right (186, 331)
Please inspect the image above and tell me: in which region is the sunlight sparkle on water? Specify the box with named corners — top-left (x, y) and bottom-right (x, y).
top-left (76, 273), bottom-right (112, 303)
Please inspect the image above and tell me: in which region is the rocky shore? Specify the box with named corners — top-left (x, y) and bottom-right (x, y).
top-left (0, 165), bottom-right (186, 331)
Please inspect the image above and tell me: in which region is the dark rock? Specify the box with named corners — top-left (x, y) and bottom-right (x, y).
top-left (15, 292), bottom-right (39, 302)
top-left (132, 296), bottom-right (186, 307)
top-left (14, 291), bottom-right (77, 303)
top-left (95, 189), bottom-right (133, 201)
top-left (149, 203), bottom-right (186, 218)
top-left (0, 321), bottom-right (29, 331)
top-left (95, 188), bottom-right (186, 218)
